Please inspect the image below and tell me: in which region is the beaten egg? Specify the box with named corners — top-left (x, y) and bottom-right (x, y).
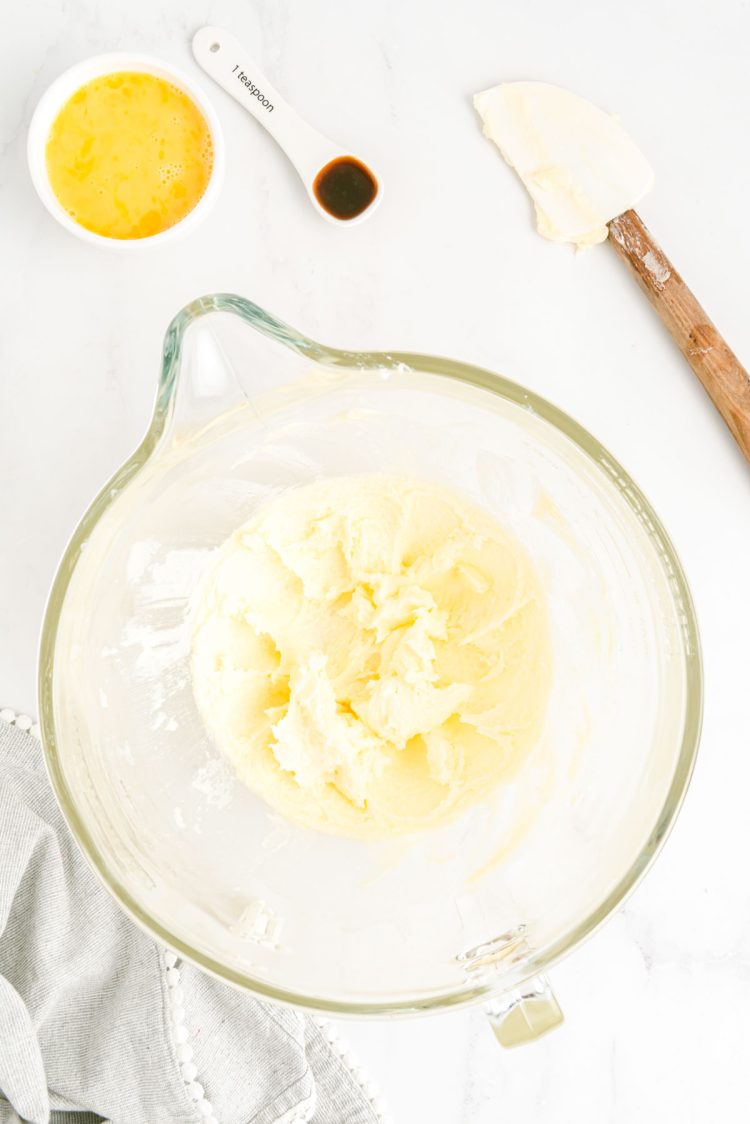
top-left (45, 71), bottom-right (214, 239)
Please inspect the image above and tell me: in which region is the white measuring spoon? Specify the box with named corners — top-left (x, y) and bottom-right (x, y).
top-left (192, 26), bottom-right (382, 225)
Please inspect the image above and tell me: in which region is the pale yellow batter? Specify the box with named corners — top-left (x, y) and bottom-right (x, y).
top-left (190, 475), bottom-right (550, 838)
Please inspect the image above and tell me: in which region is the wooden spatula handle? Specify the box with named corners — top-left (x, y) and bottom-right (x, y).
top-left (608, 209), bottom-right (750, 463)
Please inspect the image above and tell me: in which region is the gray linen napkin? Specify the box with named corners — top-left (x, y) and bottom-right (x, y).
top-left (0, 718), bottom-right (382, 1124)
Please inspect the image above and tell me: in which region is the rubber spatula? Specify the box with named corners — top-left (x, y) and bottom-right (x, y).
top-left (475, 82), bottom-right (750, 463)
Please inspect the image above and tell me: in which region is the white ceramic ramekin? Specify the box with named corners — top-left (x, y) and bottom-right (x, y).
top-left (27, 52), bottom-right (224, 251)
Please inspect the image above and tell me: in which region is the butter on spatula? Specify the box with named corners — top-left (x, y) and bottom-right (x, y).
top-left (474, 82), bottom-right (653, 249)
top-left (474, 80), bottom-right (750, 466)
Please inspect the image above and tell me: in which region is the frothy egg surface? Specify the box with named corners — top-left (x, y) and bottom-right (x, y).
top-left (45, 71), bottom-right (214, 239)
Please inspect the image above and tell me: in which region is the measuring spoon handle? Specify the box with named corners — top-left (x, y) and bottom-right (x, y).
top-left (192, 26), bottom-right (338, 182)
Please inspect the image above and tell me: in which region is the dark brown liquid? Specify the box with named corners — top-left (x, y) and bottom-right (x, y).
top-left (313, 157), bottom-right (378, 220)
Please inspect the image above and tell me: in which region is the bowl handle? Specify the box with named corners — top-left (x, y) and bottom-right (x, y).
top-left (484, 973), bottom-right (564, 1047)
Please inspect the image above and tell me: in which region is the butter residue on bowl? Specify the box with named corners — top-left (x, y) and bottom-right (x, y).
top-left (190, 475), bottom-right (550, 838)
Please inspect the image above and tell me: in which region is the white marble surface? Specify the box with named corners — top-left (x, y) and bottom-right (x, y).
top-left (2, 0), bottom-right (750, 1120)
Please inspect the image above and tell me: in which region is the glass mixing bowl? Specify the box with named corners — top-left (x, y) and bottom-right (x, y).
top-left (39, 294), bottom-right (702, 1043)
